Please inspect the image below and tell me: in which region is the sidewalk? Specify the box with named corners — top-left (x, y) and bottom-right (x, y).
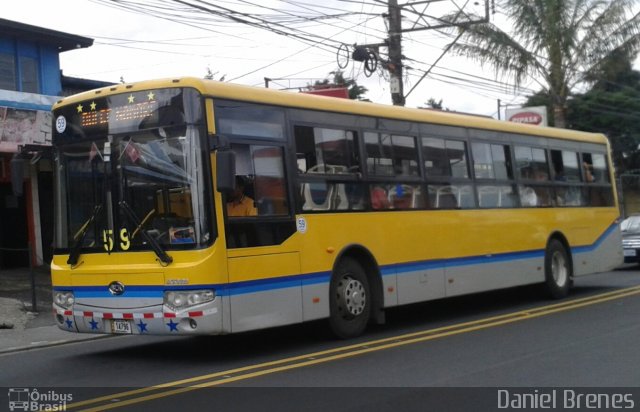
top-left (0, 266), bottom-right (105, 353)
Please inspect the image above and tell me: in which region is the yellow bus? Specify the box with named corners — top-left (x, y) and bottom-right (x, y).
top-left (49, 77), bottom-right (622, 338)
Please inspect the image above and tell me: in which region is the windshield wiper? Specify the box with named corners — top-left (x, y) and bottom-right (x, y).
top-left (67, 204), bottom-right (103, 266)
top-left (119, 200), bottom-right (173, 266)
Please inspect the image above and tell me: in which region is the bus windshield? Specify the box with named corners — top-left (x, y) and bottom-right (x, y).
top-left (53, 88), bottom-right (211, 255)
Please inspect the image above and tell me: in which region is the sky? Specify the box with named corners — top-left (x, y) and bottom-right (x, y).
top-left (3, 0), bottom-right (639, 119)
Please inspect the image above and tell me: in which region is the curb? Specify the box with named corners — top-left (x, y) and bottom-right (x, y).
top-left (0, 334), bottom-right (117, 355)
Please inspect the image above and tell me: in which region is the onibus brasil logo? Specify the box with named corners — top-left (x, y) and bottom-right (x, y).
top-left (8, 388), bottom-right (72, 411)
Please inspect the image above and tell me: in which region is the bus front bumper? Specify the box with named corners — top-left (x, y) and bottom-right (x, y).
top-left (53, 299), bottom-right (223, 335)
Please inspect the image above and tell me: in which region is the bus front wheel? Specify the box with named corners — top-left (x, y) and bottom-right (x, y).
top-left (329, 257), bottom-right (371, 339)
top-left (544, 239), bottom-right (572, 299)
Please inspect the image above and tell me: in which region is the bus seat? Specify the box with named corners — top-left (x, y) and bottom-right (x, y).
top-left (436, 186), bottom-right (459, 209)
top-left (333, 184), bottom-right (349, 210)
top-left (302, 182), bottom-right (334, 210)
top-left (478, 186), bottom-right (500, 208)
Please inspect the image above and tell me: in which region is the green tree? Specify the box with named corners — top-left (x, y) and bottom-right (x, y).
top-left (451, 0), bottom-right (640, 128)
top-left (310, 70), bottom-right (369, 101)
top-left (425, 98), bottom-right (444, 110)
top-left (568, 59), bottom-right (640, 172)
top-left (523, 51), bottom-right (640, 172)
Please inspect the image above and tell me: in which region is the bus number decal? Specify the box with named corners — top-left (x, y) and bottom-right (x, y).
top-left (102, 229), bottom-right (114, 252)
top-left (120, 228), bottom-right (130, 250)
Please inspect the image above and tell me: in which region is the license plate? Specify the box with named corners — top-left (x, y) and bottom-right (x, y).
top-left (624, 249), bottom-right (637, 257)
top-left (111, 319), bottom-right (132, 334)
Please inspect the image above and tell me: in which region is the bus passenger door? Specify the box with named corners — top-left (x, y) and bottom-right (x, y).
top-left (224, 143), bottom-right (301, 333)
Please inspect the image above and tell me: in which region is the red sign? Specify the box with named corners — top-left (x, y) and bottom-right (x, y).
top-left (302, 88), bottom-right (349, 99)
top-left (508, 111), bottom-right (543, 125)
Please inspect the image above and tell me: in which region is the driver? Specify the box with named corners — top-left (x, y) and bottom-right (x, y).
top-left (227, 176), bottom-right (257, 217)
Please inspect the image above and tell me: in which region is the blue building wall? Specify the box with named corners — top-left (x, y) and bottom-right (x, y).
top-left (0, 35), bottom-right (62, 96)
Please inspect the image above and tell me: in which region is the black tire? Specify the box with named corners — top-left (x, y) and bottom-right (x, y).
top-left (544, 239), bottom-right (572, 299)
top-left (329, 258), bottom-right (371, 339)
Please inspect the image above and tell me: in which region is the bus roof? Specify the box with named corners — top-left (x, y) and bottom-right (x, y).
top-left (53, 76), bottom-right (608, 145)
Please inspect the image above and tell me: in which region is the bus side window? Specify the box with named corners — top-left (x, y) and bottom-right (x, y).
top-left (252, 146), bottom-right (289, 216)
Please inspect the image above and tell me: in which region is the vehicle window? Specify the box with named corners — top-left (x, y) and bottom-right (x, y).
top-left (295, 125), bottom-right (360, 175)
top-left (472, 143), bottom-right (512, 180)
top-left (515, 146), bottom-right (549, 181)
top-left (427, 184), bottom-right (475, 209)
top-left (217, 102), bottom-right (285, 139)
top-left (582, 153), bottom-right (609, 183)
top-left (550, 150), bottom-right (581, 182)
top-left (422, 137), bottom-right (469, 178)
top-left (369, 183), bottom-right (425, 210)
top-left (477, 185), bottom-right (518, 208)
top-left (252, 146), bottom-right (289, 216)
top-left (365, 132), bottom-right (418, 176)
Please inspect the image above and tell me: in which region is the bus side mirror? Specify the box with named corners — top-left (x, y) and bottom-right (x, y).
top-left (10, 155), bottom-right (25, 197)
top-left (216, 150), bottom-right (236, 193)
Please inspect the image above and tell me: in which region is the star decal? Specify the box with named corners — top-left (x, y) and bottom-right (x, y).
top-left (89, 319), bottom-right (99, 330)
top-left (166, 319), bottom-right (178, 332)
top-left (137, 320), bottom-right (148, 333)
top-left (65, 318), bottom-right (74, 329)
top-left (128, 94), bottom-right (135, 104)
top-left (76, 104), bottom-right (83, 113)
top-left (147, 91), bottom-right (155, 101)
top-left (90, 101), bottom-right (97, 111)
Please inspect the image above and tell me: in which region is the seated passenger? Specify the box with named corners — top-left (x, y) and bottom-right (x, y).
top-left (519, 186), bottom-right (538, 207)
top-left (227, 176), bottom-right (258, 217)
top-left (370, 186), bottom-right (390, 210)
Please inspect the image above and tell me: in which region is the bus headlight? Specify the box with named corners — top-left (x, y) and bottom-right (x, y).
top-left (53, 291), bottom-right (75, 309)
top-left (164, 290), bottom-right (215, 311)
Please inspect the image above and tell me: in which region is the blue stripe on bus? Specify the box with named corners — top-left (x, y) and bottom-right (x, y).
top-left (571, 223), bottom-right (618, 254)
top-left (55, 222), bottom-right (618, 297)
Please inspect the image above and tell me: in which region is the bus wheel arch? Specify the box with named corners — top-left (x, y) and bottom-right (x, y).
top-left (544, 233), bottom-right (573, 299)
top-left (329, 245), bottom-right (384, 338)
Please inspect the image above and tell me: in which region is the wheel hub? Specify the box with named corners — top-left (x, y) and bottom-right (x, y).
top-left (336, 276), bottom-right (366, 318)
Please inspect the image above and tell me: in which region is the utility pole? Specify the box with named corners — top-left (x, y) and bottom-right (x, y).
top-left (338, 1), bottom-right (490, 106)
top-left (387, 0), bottom-right (405, 106)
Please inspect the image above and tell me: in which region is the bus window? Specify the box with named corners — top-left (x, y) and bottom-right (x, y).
top-left (369, 183), bottom-right (425, 210)
top-left (364, 132), bottom-right (419, 177)
top-left (515, 146), bottom-right (549, 181)
top-left (583, 153), bottom-right (609, 183)
top-left (294, 125), bottom-right (360, 175)
top-left (477, 185), bottom-right (518, 208)
top-left (422, 137), bottom-right (469, 178)
top-left (252, 146), bottom-right (289, 216)
top-left (550, 150), bottom-right (581, 182)
top-left (301, 182), bottom-right (365, 211)
top-left (472, 143), bottom-right (512, 180)
top-left (216, 102), bottom-right (285, 139)
top-left (428, 184), bottom-right (475, 209)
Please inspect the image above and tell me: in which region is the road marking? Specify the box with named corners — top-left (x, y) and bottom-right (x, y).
top-left (69, 285), bottom-right (640, 411)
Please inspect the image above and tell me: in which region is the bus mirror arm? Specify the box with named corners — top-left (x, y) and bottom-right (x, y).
top-left (216, 149), bottom-right (236, 193)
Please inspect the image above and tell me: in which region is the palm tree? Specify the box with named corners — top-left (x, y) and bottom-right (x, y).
top-left (451, 0), bottom-right (640, 128)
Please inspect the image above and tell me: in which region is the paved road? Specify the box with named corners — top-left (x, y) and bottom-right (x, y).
top-left (2, 267), bottom-right (640, 411)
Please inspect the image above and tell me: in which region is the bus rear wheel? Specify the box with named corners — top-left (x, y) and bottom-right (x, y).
top-left (329, 258), bottom-right (371, 339)
top-left (544, 239), bottom-right (572, 299)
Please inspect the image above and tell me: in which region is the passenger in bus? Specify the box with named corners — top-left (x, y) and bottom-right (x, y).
top-left (370, 185), bottom-right (391, 210)
top-left (583, 162), bottom-right (595, 182)
top-left (519, 186), bottom-right (538, 207)
top-left (227, 176), bottom-right (258, 217)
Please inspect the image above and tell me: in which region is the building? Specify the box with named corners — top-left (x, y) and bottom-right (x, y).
top-left (0, 18), bottom-right (110, 268)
